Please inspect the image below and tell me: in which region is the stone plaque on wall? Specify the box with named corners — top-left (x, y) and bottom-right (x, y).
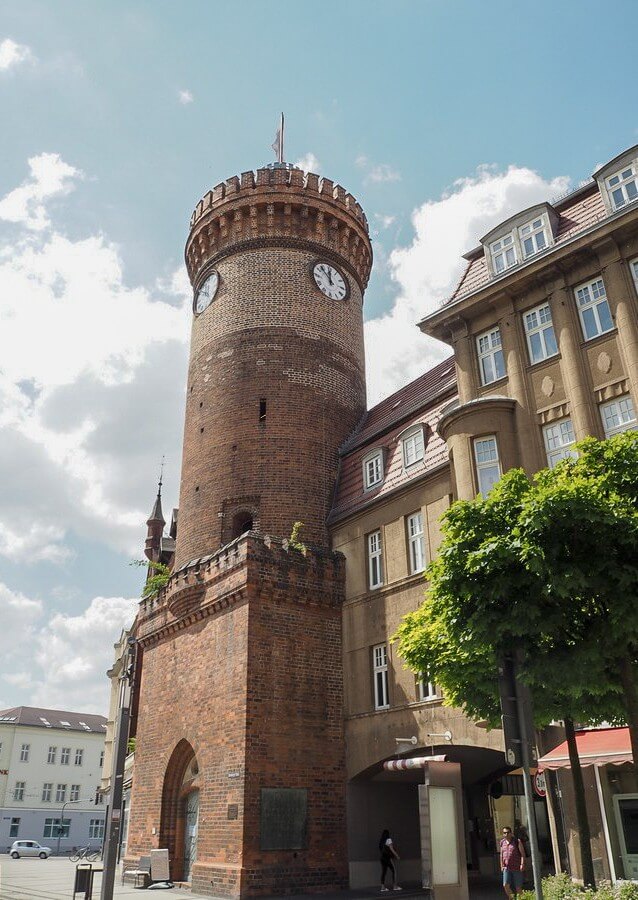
top-left (260, 788), bottom-right (308, 850)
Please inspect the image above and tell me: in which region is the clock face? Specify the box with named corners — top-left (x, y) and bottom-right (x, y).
top-left (193, 271), bottom-right (219, 315)
top-left (312, 262), bottom-right (348, 301)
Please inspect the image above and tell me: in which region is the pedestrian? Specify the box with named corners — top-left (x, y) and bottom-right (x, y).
top-left (379, 829), bottom-right (402, 892)
top-left (500, 825), bottom-right (526, 897)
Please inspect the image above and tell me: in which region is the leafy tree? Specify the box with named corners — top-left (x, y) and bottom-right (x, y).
top-left (130, 559), bottom-right (172, 599)
top-left (395, 433), bottom-right (638, 888)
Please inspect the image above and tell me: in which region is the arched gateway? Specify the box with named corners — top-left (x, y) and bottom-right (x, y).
top-left (160, 740), bottom-right (200, 883)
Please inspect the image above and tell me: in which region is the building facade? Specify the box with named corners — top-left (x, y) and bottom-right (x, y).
top-left (0, 706), bottom-right (107, 852)
top-left (123, 145), bottom-right (638, 894)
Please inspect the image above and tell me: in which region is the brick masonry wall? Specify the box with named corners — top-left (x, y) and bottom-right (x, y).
top-left (127, 535), bottom-right (348, 898)
top-left (175, 245), bottom-right (367, 568)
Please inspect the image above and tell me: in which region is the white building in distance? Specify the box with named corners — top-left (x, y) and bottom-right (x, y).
top-left (0, 707), bottom-right (107, 853)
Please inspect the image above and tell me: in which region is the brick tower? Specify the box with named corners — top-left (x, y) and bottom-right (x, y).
top-left (126, 163), bottom-right (372, 897)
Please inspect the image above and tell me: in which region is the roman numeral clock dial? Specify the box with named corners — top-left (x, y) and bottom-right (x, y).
top-left (312, 262), bottom-right (348, 301)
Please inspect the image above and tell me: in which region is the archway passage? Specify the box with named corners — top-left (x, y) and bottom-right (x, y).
top-left (159, 739), bottom-right (200, 882)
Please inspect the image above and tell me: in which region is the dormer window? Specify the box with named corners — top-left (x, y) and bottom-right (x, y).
top-left (401, 425), bottom-right (425, 468)
top-left (606, 164), bottom-right (638, 210)
top-left (490, 234), bottom-right (517, 274)
top-left (362, 449), bottom-right (384, 491)
top-left (519, 217), bottom-right (548, 258)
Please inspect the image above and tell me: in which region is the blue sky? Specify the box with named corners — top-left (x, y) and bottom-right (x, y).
top-left (1, 0), bottom-right (637, 713)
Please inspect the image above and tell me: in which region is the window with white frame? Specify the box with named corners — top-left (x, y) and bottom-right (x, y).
top-left (606, 164), bottom-right (638, 210)
top-left (402, 426), bottom-right (425, 467)
top-left (9, 817), bottom-right (20, 837)
top-left (89, 819), bottom-right (105, 840)
top-left (373, 643), bottom-right (389, 710)
top-left (61, 747), bottom-right (70, 765)
top-left (575, 278), bottom-right (614, 340)
top-left (44, 818), bottom-right (69, 839)
top-left (14, 782), bottom-right (25, 801)
top-left (56, 784), bottom-right (67, 803)
top-left (631, 258), bottom-right (638, 293)
top-left (600, 396), bottom-right (637, 437)
top-left (20, 744), bottom-right (29, 762)
top-left (368, 530), bottom-right (383, 589)
top-left (417, 673), bottom-right (438, 701)
top-left (407, 511), bottom-right (426, 574)
top-left (490, 233), bottom-right (517, 273)
top-left (75, 748), bottom-right (83, 766)
top-left (519, 216), bottom-right (548, 258)
top-left (42, 783), bottom-right (52, 802)
top-left (543, 419), bottom-right (578, 468)
top-left (363, 449), bottom-right (384, 490)
top-left (523, 303), bottom-right (558, 364)
top-left (476, 328), bottom-right (505, 385)
top-left (47, 746), bottom-right (57, 764)
top-left (474, 436), bottom-right (501, 496)
top-left (70, 784), bottom-right (80, 802)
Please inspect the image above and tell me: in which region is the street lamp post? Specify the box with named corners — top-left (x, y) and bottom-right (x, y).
top-left (55, 797), bottom-right (93, 856)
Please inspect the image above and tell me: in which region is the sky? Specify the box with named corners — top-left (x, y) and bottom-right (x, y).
top-left (1, 0), bottom-right (637, 715)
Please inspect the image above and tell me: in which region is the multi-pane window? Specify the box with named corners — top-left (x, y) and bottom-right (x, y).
top-left (363, 450), bottom-right (383, 490)
top-left (55, 784), bottom-right (67, 803)
top-left (474, 436), bottom-right (501, 496)
top-left (477, 328), bottom-right (505, 385)
top-left (89, 819), bottom-right (105, 840)
top-left (607, 165), bottom-right (638, 210)
top-left (575, 278), bottom-right (614, 340)
top-left (519, 217), bottom-right (548, 258)
top-left (9, 817), bottom-right (20, 837)
top-left (402, 427), bottom-right (425, 467)
top-left (70, 784), bottom-right (80, 802)
top-left (75, 749), bottom-right (84, 766)
top-left (368, 530), bottom-right (383, 590)
top-left (523, 303), bottom-right (558, 364)
top-left (14, 782), bottom-right (25, 801)
top-left (20, 744), bottom-right (29, 762)
top-left (42, 783), bottom-right (53, 802)
top-left (490, 233), bottom-right (517, 273)
top-left (373, 643), bottom-right (389, 710)
top-left (47, 746), bottom-right (57, 764)
top-left (417, 674), bottom-right (438, 701)
top-left (44, 818), bottom-right (70, 839)
top-left (600, 397), bottom-right (637, 437)
top-left (543, 419), bottom-right (577, 468)
top-left (407, 512), bottom-right (426, 574)
top-left (61, 747), bottom-right (70, 765)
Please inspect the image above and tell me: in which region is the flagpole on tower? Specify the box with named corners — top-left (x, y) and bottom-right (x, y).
top-left (272, 112), bottom-right (285, 164)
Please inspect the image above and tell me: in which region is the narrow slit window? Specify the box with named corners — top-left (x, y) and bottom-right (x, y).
top-left (259, 399), bottom-right (267, 423)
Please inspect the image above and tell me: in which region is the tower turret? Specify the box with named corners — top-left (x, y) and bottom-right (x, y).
top-left (144, 483), bottom-right (165, 563)
top-left (174, 164), bottom-right (372, 568)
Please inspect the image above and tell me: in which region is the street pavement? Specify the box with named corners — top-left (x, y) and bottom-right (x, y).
top-left (0, 857), bottom-right (505, 899)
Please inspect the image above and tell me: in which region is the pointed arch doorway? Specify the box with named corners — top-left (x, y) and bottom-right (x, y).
top-left (160, 740), bottom-right (201, 882)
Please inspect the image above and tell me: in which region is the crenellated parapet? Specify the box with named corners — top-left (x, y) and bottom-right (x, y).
top-left (185, 166), bottom-right (373, 290)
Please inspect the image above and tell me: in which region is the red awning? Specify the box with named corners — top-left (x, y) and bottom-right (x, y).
top-left (538, 727), bottom-right (633, 770)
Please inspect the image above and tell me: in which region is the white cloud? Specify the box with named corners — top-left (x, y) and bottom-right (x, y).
top-left (0, 153), bottom-right (80, 231)
top-left (374, 213), bottom-right (396, 229)
top-left (294, 152), bottom-right (321, 174)
top-left (356, 155), bottom-right (401, 184)
top-left (0, 583), bottom-right (136, 713)
top-left (364, 163), bottom-right (571, 405)
top-left (178, 88), bottom-right (194, 105)
top-left (0, 38), bottom-right (34, 72)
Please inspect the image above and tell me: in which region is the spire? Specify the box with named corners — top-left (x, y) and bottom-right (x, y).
top-left (146, 459), bottom-right (166, 527)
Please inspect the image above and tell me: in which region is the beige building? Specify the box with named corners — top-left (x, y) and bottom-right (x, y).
top-left (329, 144), bottom-right (638, 886)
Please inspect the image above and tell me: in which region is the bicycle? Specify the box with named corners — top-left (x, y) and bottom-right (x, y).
top-left (69, 845), bottom-right (100, 862)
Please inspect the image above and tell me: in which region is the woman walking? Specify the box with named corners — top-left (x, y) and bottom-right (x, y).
top-left (379, 829), bottom-right (402, 892)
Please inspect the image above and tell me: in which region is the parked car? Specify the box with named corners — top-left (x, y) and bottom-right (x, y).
top-left (10, 840), bottom-right (52, 859)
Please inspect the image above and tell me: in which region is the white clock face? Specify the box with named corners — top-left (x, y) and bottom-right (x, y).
top-left (313, 262), bottom-right (348, 301)
top-left (193, 271), bottom-right (219, 315)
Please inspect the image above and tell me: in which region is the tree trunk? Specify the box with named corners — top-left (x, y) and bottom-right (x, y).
top-left (564, 716), bottom-right (596, 889)
top-left (618, 654), bottom-right (638, 773)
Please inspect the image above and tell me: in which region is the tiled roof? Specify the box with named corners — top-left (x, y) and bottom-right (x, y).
top-left (448, 183), bottom-right (608, 304)
top-left (0, 706), bottom-right (107, 732)
top-left (330, 358), bottom-right (457, 522)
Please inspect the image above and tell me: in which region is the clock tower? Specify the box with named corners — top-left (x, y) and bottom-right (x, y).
top-left (126, 163), bottom-right (372, 897)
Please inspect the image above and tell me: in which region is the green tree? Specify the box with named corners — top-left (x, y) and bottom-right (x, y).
top-left (396, 433), bottom-right (638, 887)
top-left (130, 559), bottom-right (172, 599)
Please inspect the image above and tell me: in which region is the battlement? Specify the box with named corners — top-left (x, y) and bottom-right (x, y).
top-left (185, 166), bottom-right (373, 288)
